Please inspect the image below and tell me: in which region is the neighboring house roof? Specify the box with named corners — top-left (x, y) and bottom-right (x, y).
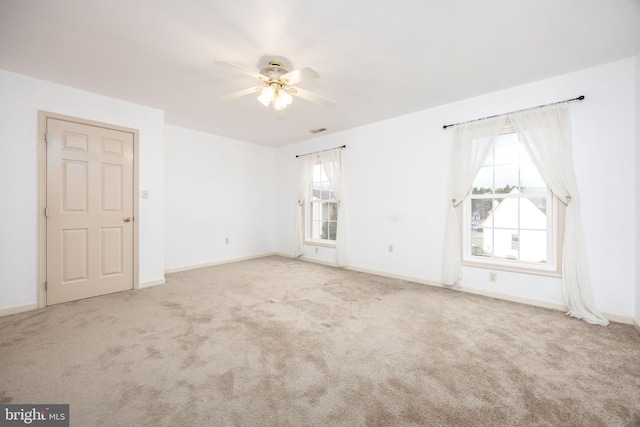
top-left (311, 188), bottom-right (335, 201)
top-left (481, 188), bottom-right (546, 228)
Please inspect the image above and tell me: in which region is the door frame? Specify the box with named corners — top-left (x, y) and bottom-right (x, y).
top-left (37, 111), bottom-right (140, 308)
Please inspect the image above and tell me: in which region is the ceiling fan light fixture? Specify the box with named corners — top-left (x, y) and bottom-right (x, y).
top-left (257, 84), bottom-right (276, 107)
top-left (258, 82), bottom-right (293, 110)
top-left (278, 88), bottom-right (293, 106)
top-left (273, 91), bottom-right (289, 110)
top-left (257, 94), bottom-right (271, 107)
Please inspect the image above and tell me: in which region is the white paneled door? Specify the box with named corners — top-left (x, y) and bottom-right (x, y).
top-left (46, 118), bottom-right (134, 305)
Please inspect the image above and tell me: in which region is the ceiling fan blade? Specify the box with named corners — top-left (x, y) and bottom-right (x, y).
top-left (289, 87), bottom-right (336, 109)
top-left (218, 86), bottom-right (263, 102)
top-left (215, 61), bottom-right (268, 82)
top-left (280, 67), bottom-right (320, 86)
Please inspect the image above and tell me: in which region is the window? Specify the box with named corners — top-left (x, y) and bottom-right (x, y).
top-left (464, 131), bottom-right (558, 272)
top-left (306, 162), bottom-right (338, 244)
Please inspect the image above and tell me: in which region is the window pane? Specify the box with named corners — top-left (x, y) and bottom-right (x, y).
top-left (328, 203), bottom-right (338, 221)
top-left (471, 226), bottom-right (486, 257)
top-left (322, 221), bottom-right (337, 240)
top-left (518, 143), bottom-right (532, 162)
top-left (321, 203), bottom-right (330, 219)
top-left (493, 228), bottom-right (518, 260)
top-left (472, 167), bottom-right (493, 193)
top-left (492, 198), bottom-right (518, 228)
top-left (471, 243), bottom-right (487, 257)
top-left (482, 147), bottom-right (494, 167)
top-left (494, 134), bottom-right (519, 165)
top-left (309, 201), bottom-right (339, 241)
top-left (313, 181), bottom-right (336, 201)
top-left (311, 180), bottom-right (322, 196)
top-left (310, 202), bottom-right (320, 222)
top-left (520, 197), bottom-right (547, 230)
top-left (310, 220), bottom-right (323, 240)
top-left (494, 164), bottom-right (518, 193)
top-left (520, 230), bottom-right (547, 263)
top-left (471, 198), bottom-right (492, 225)
top-left (480, 227), bottom-right (493, 257)
top-left (520, 162), bottom-right (546, 193)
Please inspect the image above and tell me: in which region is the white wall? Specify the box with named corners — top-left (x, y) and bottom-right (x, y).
top-left (0, 69), bottom-right (166, 311)
top-left (164, 125), bottom-right (275, 271)
top-left (275, 58), bottom-right (637, 319)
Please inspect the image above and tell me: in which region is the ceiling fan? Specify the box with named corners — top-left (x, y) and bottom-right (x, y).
top-left (215, 59), bottom-right (336, 110)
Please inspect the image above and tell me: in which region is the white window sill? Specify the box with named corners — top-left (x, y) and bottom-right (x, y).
top-left (462, 259), bottom-right (561, 278)
top-left (304, 240), bottom-right (337, 248)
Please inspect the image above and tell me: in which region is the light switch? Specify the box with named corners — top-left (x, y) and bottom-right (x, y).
top-left (141, 190), bottom-right (149, 199)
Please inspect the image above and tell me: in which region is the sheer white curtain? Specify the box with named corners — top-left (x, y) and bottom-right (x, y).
top-left (319, 149), bottom-right (347, 266)
top-left (294, 154), bottom-right (317, 257)
top-left (510, 104), bottom-right (608, 325)
top-left (442, 117), bottom-right (506, 284)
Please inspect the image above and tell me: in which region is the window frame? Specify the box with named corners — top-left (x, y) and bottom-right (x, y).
top-left (304, 161), bottom-right (338, 247)
top-left (461, 129), bottom-right (564, 277)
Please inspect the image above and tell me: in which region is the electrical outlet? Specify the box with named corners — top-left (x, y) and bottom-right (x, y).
top-left (225, 237), bottom-right (229, 244)
top-left (489, 272), bottom-right (497, 282)
top-left (315, 247), bottom-right (319, 253)
top-left (388, 245), bottom-right (394, 253)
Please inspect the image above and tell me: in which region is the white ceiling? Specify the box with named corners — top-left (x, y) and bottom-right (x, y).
top-left (1, 0), bottom-right (638, 147)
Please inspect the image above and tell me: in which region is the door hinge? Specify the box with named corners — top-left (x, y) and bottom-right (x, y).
top-left (45, 133), bottom-right (49, 143)
top-left (45, 281), bottom-right (48, 291)
top-left (44, 207), bottom-right (48, 217)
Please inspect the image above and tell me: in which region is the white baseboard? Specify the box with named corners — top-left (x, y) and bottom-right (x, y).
top-left (633, 318), bottom-right (640, 335)
top-left (342, 264), bottom-right (635, 325)
top-left (273, 251), bottom-right (294, 259)
top-left (455, 284), bottom-right (568, 312)
top-left (276, 252), bottom-right (338, 268)
top-left (346, 264), bottom-right (568, 314)
top-left (0, 302), bottom-right (38, 318)
top-left (345, 265), bottom-right (558, 311)
top-left (164, 252), bottom-right (279, 274)
top-left (298, 256), bottom-right (339, 268)
top-left (345, 265), bottom-right (440, 287)
top-left (1, 281), bottom-right (168, 315)
top-left (138, 278), bottom-right (166, 289)
top-left (454, 288), bottom-right (630, 324)
top-left (596, 311), bottom-right (634, 325)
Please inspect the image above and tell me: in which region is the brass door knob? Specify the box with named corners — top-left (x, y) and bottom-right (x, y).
top-left (124, 217), bottom-right (131, 222)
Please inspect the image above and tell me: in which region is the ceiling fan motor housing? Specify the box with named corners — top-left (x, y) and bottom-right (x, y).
top-left (260, 61), bottom-right (289, 82)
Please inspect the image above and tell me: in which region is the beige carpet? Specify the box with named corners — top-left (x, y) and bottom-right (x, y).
top-left (1, 256), bottom-right (639, 426)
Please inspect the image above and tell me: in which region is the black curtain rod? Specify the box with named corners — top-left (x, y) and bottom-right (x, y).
top-left (442, 95), bottom-right (585, 129)
top-left (295, 145), bottom-right (346, 158)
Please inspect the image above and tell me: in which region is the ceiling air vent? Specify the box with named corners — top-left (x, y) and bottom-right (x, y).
top-left (310, 128), bottom-right (327, 134)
